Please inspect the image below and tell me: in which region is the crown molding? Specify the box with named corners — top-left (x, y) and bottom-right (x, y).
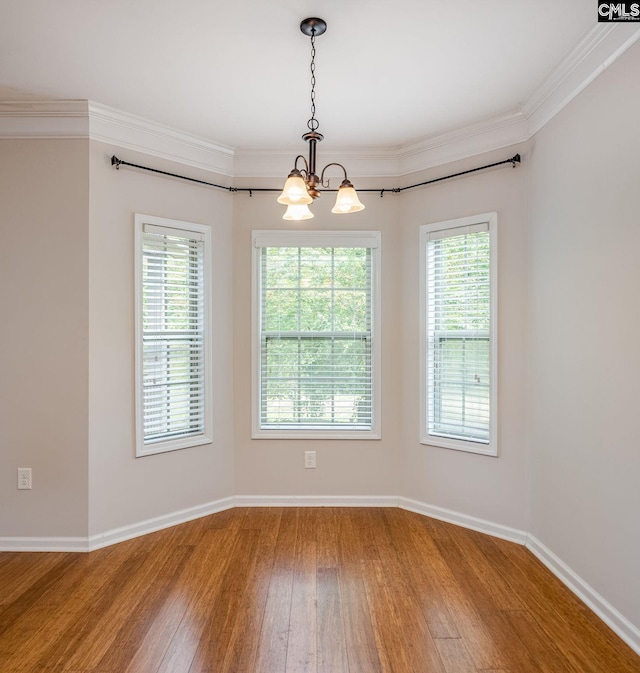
top-left (397, 111), bottom-right (528, 176)
top-left (87, 102), bottom-right (234, 176)
top-left (0, 100), bottom-right (235, 176)
top-left (1, 24), bottom-right (638, 178)
top-left (522, 23), bottom-right (640, 136)
top-left (0, 100), bottom-right (89, 137)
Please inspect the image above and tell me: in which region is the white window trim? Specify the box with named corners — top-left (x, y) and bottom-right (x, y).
top-left (419, 213), bottom-right (498, 457)
top-left (134, 213), bottom-right (213, 457)
top-left (251, 230), bottom-right (382, 440)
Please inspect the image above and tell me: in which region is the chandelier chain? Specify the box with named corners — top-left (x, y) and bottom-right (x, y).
top-left (308, 29), bottom-right (319, 132)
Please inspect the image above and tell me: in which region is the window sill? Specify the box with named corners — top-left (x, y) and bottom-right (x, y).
top-left (252, 429), bottom-right (381, 440)
top-left (420, 434), bottom-right (497, 457)
top-left (136, 434), bottom-right (212, 457)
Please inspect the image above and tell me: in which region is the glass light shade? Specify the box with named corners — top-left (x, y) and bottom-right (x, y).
top-left (277, 173), bottom-right (313, 205)
top-left (331, 184), bottom-right (365, 214)
top-left (283, 204), bottom-right (314, 221)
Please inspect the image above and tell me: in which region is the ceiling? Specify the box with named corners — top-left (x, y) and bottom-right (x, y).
top-left (0, 1), bottom-right (599, 152)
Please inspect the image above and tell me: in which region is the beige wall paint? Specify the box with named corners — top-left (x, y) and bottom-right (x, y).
top-left (0, 138), bottom-right (89, 537)
top-left (87, 142), bottom-right (235, 536)
top-left (528, 41), bottom-right (640, 627)
top-left (232, 180), bottom-right (402, 497)
top-left (398, 147), bottom-right (530, 530)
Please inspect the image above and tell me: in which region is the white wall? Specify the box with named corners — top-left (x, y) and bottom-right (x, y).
top-left (87, 142), bottom-right (235, 536)
top-left (399, 147), bottom-right (530, 531)
top-left (232, 179), bottom-right (402, 497)
top-left (0, 138), bottom-right (90, 537)
top-left (528, 41), bottom-right (640, 628)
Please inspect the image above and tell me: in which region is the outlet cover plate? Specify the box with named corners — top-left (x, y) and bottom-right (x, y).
top-left (18, 468), bottom-right (32, 489)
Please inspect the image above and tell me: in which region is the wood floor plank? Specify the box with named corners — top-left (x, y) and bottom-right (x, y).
top-left (362, 558), bottom-right (445, 673)
top-left (253, 508), bottom-right (299, 673)
top-left (0, 553), bottom-right (66, 607)
top-left (316, 567), bottom-right (349, 673)
top-left (187, 528), bottom-right (262, 673)
top-left (337, 513), bottom-right (383, 673)
top-left (218, 543), bottom-right (276, 673)
top-left (505, 609), bottom-right (582, 673)
top-left (241, 506), bottom-right (283, 546)
top-left (273, 507), bottom-right (300, 571)
top-left (121, 578), bottom-right (195, 673)
top-left (371, 509), bottom-right (409, 587)
top-left (95, 544), bottom-right (195, 672)
top-left (435, 537), bottom-right (509, 615)
top-left (60, 540), bottom-right (180, 671)
top-left (205, 506), bottom-right (248, 531)
top-left (349, 508), bottom-right (380, 562)
top-left (315, 508), bottom-right (339, 569)
top-left (381, 510), bottom-right (460, 638)
top-left (21, 544), bottom-right (147, 671)
top-left (445, 522), bottom-right (525, 611)
top-left (434, 637), bottom-right (477, 673)
top-left (0, 551), bottom-right (124, 669)
top-left (409, 530), bottom-right (506, 669)
top-left (253, 568), bottom-right (294, 673)
top-left (0, 554), bottom-right (79, 638)
top-left (285, 540), bottom-right (317, 673)
top-left (155, 528), bottom-right (240, 673)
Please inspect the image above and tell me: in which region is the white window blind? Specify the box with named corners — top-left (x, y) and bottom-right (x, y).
top-left (423, 216), bottom-right (497, 453)
top-left (136, 215), bottom-right (211, 455)
top-left (256, 238), bottom-right (378, 433)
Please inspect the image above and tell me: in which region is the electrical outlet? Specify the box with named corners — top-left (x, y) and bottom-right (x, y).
top-left (18, 468), bottom-right (32, 490)
top-left (304, 451), bottom-right (316, 469)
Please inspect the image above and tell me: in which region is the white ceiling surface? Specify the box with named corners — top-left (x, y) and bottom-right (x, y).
top-left (0, 0), bottom-right (600, 152)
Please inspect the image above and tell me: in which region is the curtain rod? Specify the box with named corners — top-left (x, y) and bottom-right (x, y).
top-left (110, 153), bottom-right (521, 197)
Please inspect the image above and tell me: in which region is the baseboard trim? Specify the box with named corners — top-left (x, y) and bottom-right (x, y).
top-left (398, 497), bottom-right (528, 544)
top-left (0, 497), bottom-right (235, 553)
top-left (87, 496), bottom-right (235, 551)
top-left (526, 534), bottom-right (640, 656)
top-left (234, 494), bottom-right (399, 508)
top-left (0, 536), bottom-right (91, 552)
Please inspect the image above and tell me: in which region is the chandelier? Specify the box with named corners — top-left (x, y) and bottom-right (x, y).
top-left (277, 18), bottom-right (365, 221)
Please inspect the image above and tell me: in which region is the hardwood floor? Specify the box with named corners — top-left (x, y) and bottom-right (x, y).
top-left (1, 507), bottom-right (638, 672)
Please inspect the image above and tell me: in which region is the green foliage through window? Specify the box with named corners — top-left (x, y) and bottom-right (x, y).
top-left (259, 246), bottom-right (373, 429)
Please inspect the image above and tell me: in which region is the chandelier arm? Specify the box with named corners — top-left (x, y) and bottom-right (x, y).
top-left (293, 154), bottom-right (310, 177)
top-left (319, 162), bottom-right (348, 189)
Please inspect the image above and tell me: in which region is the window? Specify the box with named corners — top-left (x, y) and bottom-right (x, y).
top-left (252, 230), bottom-right (381, 439)
top-left (420, 213), bottom-right (498, 455)
top-left (135, 214), bottom-right (212, 456)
